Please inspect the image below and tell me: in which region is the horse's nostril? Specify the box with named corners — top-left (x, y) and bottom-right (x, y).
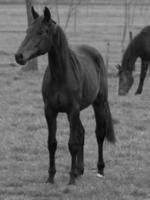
top-left (15, 53), bottom-right (25, 65)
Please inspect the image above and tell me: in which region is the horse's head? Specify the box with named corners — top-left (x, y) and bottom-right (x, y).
top-left (15, 7), bottom-right (56, 65)
top-left (116, 64), bottom-right (134, 96)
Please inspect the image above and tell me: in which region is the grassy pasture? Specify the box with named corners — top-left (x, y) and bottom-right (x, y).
top-left (0, 4), bottom-right (150, 200)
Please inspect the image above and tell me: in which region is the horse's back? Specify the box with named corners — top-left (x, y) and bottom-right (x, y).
top-left (133, 26), bottom-right (150, 58)
top-left (140, 26), bottom-right (150, 56)
top-left (74, 45), bottom-right (104, 68)
top-left (140, 26), bottom-right (150, 36)
top-left (78, 45), bottom-right (108, 95)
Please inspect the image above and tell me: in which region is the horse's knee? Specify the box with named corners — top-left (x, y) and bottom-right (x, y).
top-left (95, 126), bottom-right (105, 141)
top-left (68, 132), bottom-right (84, 155)
top-left (68, 143), bottom-right (79, 155)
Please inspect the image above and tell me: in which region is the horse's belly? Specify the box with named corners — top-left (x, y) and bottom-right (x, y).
top-left (80, 75), bottom-right (100, 110)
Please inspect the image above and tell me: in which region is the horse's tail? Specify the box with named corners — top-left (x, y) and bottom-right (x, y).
top-left (95, 53), bottom-right (116, 143)
top-left (103, 100), bottom-right (116, 143)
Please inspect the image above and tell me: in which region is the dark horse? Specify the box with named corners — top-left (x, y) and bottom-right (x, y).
top-left (15, 7), bottom-right (115, 184)
top-left (117, 26), bottom-right (150, 96)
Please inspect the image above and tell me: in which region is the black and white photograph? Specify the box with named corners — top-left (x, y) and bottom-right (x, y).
top-left (0, 0), bottom-right (150, 199)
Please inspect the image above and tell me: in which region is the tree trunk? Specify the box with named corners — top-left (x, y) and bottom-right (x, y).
top-left (22, 0), bottom-right (38, 71)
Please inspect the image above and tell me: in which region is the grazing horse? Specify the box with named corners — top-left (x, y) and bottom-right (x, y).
top-left (117, 26), bottom-right (150, 96)
top-left (15, 7), bottom-right (115, 184)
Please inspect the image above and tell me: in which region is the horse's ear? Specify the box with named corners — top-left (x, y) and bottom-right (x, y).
top-left (31, 6), bottom-right (39, 20)
top-left (44, 7), bottom-right (51, 23)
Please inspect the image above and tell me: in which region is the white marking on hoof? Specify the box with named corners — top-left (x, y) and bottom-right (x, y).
top-left (96, 173), bottom-right (104, 178)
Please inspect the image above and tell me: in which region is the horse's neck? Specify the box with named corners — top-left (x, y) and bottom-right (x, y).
top-left (48, 25), bottom-right (75, 83)
top-left (48, 46), bottom-right (70, 82)
top-left (122, 41), bottom-right (138, 72)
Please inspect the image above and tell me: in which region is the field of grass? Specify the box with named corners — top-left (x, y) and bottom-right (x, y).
top-left (0, 4), bottom-right (150, 200)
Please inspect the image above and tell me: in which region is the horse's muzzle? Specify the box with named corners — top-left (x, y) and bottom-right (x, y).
top-left (15, 53), bottom-right (26, 65)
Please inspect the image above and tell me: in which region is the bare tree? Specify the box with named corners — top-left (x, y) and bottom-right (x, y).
top-left (65, 0), bottom-right (82, 30)
top-left (55, 0), bottom-right (60, 24)
top-left (105, 41), bottom-right (110, 72)
top-left (55, 0), bottom-right (82, 31)
top-left (22, 0), bottom-right (38, 71)
top-left (121, 0), bottom-right (137, 54)
top-left (121, 0), bottom-right (129, 55)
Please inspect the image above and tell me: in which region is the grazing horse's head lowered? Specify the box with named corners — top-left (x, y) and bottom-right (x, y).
top-left (15, 7), bottom-right (55, 65)
top-left (116, 64), bottom-right (134, 96)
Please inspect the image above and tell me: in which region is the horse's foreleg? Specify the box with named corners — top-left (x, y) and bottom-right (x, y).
top-left (76, 120), bottom-right (85, 176)
top-left (44, 105), bottom-right (57, 183)
top-left (135, 59), bottom-right (149, 95)
top-left (68, 106), bottom-right (80, 185)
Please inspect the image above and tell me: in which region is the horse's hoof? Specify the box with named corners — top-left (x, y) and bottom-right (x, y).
top-left (77, 168), bottom-right (84, 176)
top-left (135, 92), bottom-right (140, 95)
top-left (96, 173), bottom-right (104, 178)
top-left (135, 90), bottom-right (142, 95)
top-left (68, 177), bottom-right (76, 185)
top-left (46, 177), bottom-right (55, 184)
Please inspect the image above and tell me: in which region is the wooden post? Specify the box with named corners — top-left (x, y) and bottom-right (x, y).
top-left (105, 41), bottom-right (110, 72)
top-left (22, 0), bottom-right (38, 71)
top-left (129, 31), bottom-right (132, 42)
top-left (129, 31), bottom-right (136, 71)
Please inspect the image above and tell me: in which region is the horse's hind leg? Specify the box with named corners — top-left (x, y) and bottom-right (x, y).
top-left (93, 99), bottom-right (106, 177)
top-left (44, 105), bottom-right (57, 183)
top-left (135, 59), bottom-right (149, 95)
top-left (77, 120), bottom-right (85, 176)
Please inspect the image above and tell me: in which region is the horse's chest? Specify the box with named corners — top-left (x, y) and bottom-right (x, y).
top-left (48, 90), bottom-right (69, 112)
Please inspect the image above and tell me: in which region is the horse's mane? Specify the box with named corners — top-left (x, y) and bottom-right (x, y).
top-left (53, 25), bottom-right (70, 59)
top-left (49, 24), bottom-right (83, 83)
top-left (49, 24), bottom-right (70, 81)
